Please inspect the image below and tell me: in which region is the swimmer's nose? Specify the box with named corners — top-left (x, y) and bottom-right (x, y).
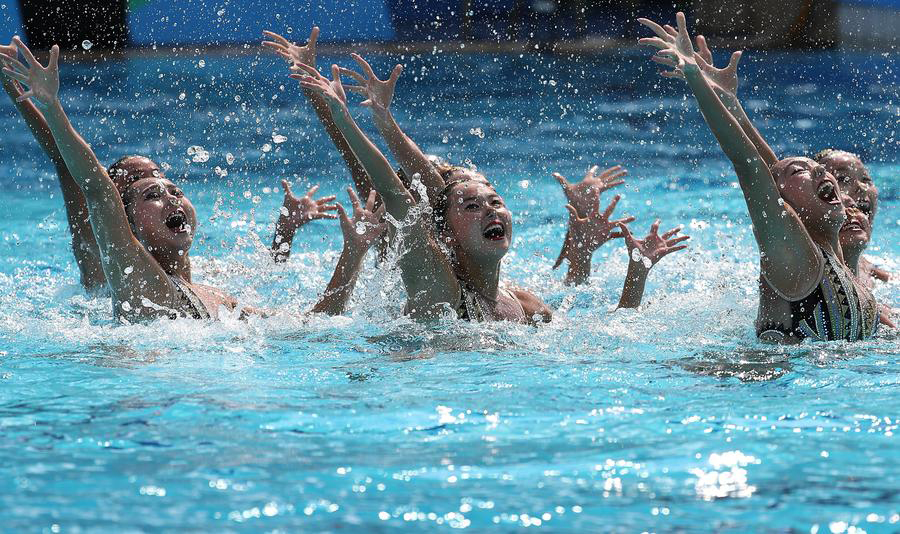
top-left (841, 193), bottom-right (857, 209)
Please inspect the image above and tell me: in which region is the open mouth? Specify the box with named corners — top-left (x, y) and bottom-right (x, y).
top-left (840, 217), bottom-right (867, 234)
top-left (816, 181), bottom-right (841, 205)
top-left (165, 210), bottom-right (189, 233)
top-left (482, 221), bottom-right (506, 241)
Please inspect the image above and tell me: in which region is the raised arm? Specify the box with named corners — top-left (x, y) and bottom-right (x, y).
top-left (2, 38), bottom-right (184, 319)
top-left (552, 164), bottom-right (627, 270)
top-left (560, 193), bottom-right (632, 285)
top-left (1, 42), bottom-right (105, 292)
top-left (614, 219), bottom-right (689, 308)
top-left (263, 28), bottom-right (373, 200)
top-left (651, 31), bottom-right (778, 166)
top-left (640, 13), bottom-right (819, 297)
top-left (271, 180), bottom-right (337, 262)
top-left (338, 54), bottom-right (447, 205)
top-left (312, 188), bottom-right (386, 314)
top-left (292, 64), bottom-right (459, 318)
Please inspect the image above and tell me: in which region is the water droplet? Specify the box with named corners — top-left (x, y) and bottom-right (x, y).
top-left (120, 300), bottom-right (131, 312)
top-left (81, 40), bottom-right (93, 50)
top-left (225, 153), bottom-right (235, 165)
top-left (214, 166), bottom-right (228, 177)
top-left (261, 143), bottom-right (272, 153)
top-left (124, 266), bottom-right (133, 275)
top-left (216, 8), bottom-right (225, 16)
top-left (197, 59), bottom-right (206, 68)
top-left (243, 191), bottom-right (252, 199)
top-left (272, 133), bottom-right (287, 144)
top-left (178, 92), bottom-right (186, 101)
top-left (187, 145), bottom-right (209, 163)
top-left (355, 222), bottom-right (367, 235)
top-left (631, 249), bottom-right (643, 263)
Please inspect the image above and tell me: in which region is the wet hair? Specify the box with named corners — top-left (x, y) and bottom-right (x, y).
top-left (108, 155), bottom-right (154, 206)
top-left (813, 148), bottom-right (860, 164)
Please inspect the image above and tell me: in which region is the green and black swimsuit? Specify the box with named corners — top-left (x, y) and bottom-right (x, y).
top-left (757, 248), bottom-right (879, 342)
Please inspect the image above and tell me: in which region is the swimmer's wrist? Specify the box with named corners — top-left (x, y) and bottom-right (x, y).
top-left (682, 62), bottom-right (701, 75)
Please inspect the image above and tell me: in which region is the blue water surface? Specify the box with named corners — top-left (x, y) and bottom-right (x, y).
top-left (0, 48), bottom-right (898, 531)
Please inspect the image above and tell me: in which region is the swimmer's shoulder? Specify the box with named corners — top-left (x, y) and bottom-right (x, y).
top-left (509, 288), bottom-right (552, 324)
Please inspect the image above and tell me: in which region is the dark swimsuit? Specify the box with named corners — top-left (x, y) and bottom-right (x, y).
top-left (757, 248), bottom-right (879, 342)
top-left (169, 275), bottom-right (211, 320)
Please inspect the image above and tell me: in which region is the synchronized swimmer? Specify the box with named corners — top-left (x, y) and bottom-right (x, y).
top-left (0, 10), bottom-right (894, 342)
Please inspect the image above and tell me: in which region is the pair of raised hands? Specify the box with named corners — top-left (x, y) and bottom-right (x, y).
top-left (638, 12), bottom-right (743, 101)
top-left (0, 37), bottom-right (60, 108)
top-left (555, 165), bottom-right (689, 270)
top-left (278, 180), bottom-right (386, 253)
top-left (262, 28), bottom-right (401, 117)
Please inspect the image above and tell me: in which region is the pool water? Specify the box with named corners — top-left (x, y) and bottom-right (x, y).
top-left (0, 48), bottom-right (897, 531)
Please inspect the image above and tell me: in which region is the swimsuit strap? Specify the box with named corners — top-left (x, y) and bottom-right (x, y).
top-left (457, 281), bottom-right (487, 322)
top-left (169, 276), bottom-right (211, 320)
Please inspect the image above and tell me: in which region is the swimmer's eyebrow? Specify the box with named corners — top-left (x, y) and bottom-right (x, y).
top-left (462, 196), bottom-right (479, 202)
top-left (141, 183), bottom-right (164, 194)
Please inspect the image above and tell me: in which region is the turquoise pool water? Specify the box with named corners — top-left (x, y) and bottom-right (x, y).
top-left (0, 49), bottom-right (897, 531)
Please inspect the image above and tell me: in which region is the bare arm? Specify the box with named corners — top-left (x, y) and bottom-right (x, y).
top-left (263, 29), bottom-right (374, 199)
top-left (294, 64), bottom-right (459, 318)
top-left (340, 54), bottom-right (447, 205)
top-left (3, 39), bottom-right (184, 319)
top-left (311, 188), bottom-right (386, 315)
top-left (270, 180), bottom-right (337, 262)
top-left (615, 220), bottom-right (689, 308)
top-left (652, 33), bottom-right (778, 167)
top-left (1, 43), bottom-right (104, 292)
top-left (560, 194), bottom-right (632, 286)
top-left (640, 14), bottom-right (819, 298)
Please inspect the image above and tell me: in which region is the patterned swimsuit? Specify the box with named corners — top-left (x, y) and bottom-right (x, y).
top-left (757, 248), bottom-right (879, 342)
top-left (456, 282), bottom-right (524, 322)
top-left (169, 276), bottom-right (211, 320)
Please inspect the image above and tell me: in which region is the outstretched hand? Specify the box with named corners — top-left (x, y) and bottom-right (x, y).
top-left (337, 53), bottom-right (403, 114)
top-left (262, 27), bottom-right (319, 69)
top-left (565, 194), bottom-right (634, 254)
top-left (651, 31), bottom-right (742, 99)
top-left (638, 12), bottom-right (697, 73)
top-left (616, 219), bottom-right (689, 271)
top-left (0, 37), bottom-right (59, 109)
top-left (279, 180), bottom-right (338, 228)
top-left (0, 42), bottom-right (23, 96)
top-left (554, 164), bottom-right (627, 218)
top-left (337, 187), bottom-right (387, 253)
top-left (291, 63), bottom-right (349, 109)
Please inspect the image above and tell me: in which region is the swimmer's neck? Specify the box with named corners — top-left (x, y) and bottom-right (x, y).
top-left (808, 227), bottom-right (844, 265)
top-left (455, 253), bottom-right (502, 302)
top-left (842, 245), bottom-right (864, 275)
top-left (151, 248), bottom-right (192, 283)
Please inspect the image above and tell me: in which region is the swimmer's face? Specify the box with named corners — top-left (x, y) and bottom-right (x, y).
top-left (443, 181), bottom-right (512, 262)
top-left (772, 157), bottom-right (845, 234)
top-left (818, 151), bottom-right (878, 224)
top-left (125, 177), bottom-right (197, 256)
top-left (838, 193), bottom-right (871, 253)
